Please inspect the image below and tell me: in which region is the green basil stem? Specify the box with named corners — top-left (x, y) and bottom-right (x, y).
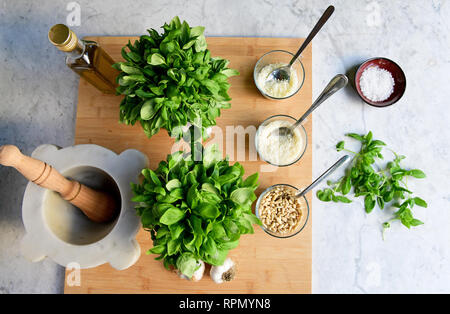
top-left (189, 125), bottom-right (203, 163)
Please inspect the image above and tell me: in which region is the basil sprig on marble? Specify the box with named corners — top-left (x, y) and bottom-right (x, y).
top-left (131, 144), bottom-right (260, 278)
top-left (317, 131), bottom-right (427, 237)
top-left (113, 16), bottom-right (239, 140)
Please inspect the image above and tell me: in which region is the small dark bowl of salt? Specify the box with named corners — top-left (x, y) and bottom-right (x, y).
top-left (354, 57), bottom-right (406, 107)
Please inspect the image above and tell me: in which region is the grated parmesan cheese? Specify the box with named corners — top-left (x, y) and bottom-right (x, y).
top-left (256, 63), bottom-right (299, 98)
top-left (257, 119), bottom-right (304, 165)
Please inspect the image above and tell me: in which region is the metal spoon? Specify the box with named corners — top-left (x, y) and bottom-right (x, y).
top-left (295, 155), bottom-right (350, 199)
top-left (266, 5), bottom-right (335, 83)
top-left (274, 74), bottom-right (348, 138)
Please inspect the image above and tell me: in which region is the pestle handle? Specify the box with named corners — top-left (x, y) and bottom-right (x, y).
top-left (0, 145), bottom-right (118, 223)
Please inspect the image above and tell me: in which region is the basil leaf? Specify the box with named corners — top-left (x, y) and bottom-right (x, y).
top-left (140, 100), bottom-right (156, 120)
top-left (194, 35), bottom-right (207, 52)
top-left (136, 89), bottom-right (155, 99)
top-left (410, 219), bottom-right (424, 227)
top-left (237, 216), bottom-right (254, 234)
top-left (190, 26), bottom-right (205, 38)
top-left (243, 213), bottom-right (262, 226)
top-left (336, 196), bottom-right (352, 203)
top-left (230, 188), bottom-right (255, 206)
top-left (182, 39), bottom-right (196, 50)
top-left (218, 239), bottom-right (239, 250)
top-left (123, 74), bottom-right (146, 83)
top-left (120, 64), bottom-right (142, 75)
top-left (221, 68), bottom-right (240, 77)
top-left (377, 196), bottom-right (385, 209)
top-left (336, 141), bottom-right (345, 151)
top-left (141, 209), bottom-right (155, 227)
top-left (408, 169), bottom-right (426, 179)
top-left (131, 194), bottom-right (150, 202)
top-left (148, 53), bottom-right (166, 65)
top-left (413, 197), bottom-right (427, 208)
top-left (370, 140), bottom-right (386, 146)
top-left (195, 202), bottom-right (219, 220)
top-left (364, 195), bottom-right (376, 213)
top-left (365, 131), bottom-right (373, 144)
top-left (211, 222), bottom-right (227, 240)
top-left (241, 173), bottom-right (259, 189)
top-left (203, 237), bottom-right (218, 257)
top-left (203, 144), bottom-right (222, 169)
top-left (166, 179), bottom-right (182, 191)
top-left (346, 133), bottom-right (364, 141)
top-left (316, 190), bottom-right (326, 201)
top-left (170, 188), bottom-right (184, 200)
top-left (147, 169), bottom-right (162, 186)
top-left (127, 51), bottom-right (142, 63)
top-left (169, 223), bottom-right (184, 239)
top-left (342, 175), bottom-right (352, 195)
top-left (176, 253), bottom-right (197, 278)
top-left (205, 248), bottom-right (228, 266)
top-left (160, 207), bottom-right (185, 225)
top-left (156, 193), bottom-right (178, 204)
top-left (201, 183), bottom-right (219, 195)
top-left (148, 244), bottom-right (165, 255)
top-left (187, 183), bottom-right (200, 209)
top-left (167, 238), bottom-right (181, 256)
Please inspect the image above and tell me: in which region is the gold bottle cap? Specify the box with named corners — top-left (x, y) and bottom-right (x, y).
top-left (48, 24), bottom-right (78, 52)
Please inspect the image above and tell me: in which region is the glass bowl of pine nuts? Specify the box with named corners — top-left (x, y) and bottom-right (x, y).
top-left (255, 184), bottom-right (309, 238)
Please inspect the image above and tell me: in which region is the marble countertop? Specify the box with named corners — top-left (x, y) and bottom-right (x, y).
top-left (1, 0), bottom-right (449, 293)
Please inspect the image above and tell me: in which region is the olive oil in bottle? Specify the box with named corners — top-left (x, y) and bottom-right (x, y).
top-left (48, 24), bottom-right (119, 94)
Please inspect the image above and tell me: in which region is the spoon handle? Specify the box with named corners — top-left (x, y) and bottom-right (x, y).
top-left (295, 155), bottom-right (350, 199)
top-left (291, 74), bottom-right (348, 130)
top-left (288, 5), bottom-right (335, 67)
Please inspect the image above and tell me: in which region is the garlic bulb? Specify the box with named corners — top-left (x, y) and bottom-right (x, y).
top-left (177, 260), bottom-right (205, 282)
top-left (210, 258), bottom-right (236, 284)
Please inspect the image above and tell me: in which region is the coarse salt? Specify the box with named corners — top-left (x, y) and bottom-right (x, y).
top-left (359, 66), bottom-right (395, 102)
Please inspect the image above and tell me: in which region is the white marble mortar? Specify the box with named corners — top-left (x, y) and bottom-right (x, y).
top-left (20, 144), bottom-right (148, 270)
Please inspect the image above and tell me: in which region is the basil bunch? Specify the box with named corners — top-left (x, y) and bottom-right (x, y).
top-left (131, 144), bottom-right (261, 278)
top-left (317, 131), bottom-right (427, 237)
top-left (113, 16), bottom-right (239, 140)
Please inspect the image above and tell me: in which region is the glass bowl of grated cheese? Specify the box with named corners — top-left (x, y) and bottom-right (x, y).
top-left (255, 114), bottom-right (308, 167)
top-left (254, 50), bottom-right (305, 100)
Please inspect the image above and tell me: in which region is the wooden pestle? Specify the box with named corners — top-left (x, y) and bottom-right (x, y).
top-left (0, 145), bottom-right (118, 223)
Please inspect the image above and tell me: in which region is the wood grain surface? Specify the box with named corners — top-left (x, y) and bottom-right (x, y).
top-left (64, 36), bottom-right (312, 294)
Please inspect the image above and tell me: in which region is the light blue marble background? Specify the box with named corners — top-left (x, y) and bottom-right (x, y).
top-left (0, 0), bottom-right (449, 293)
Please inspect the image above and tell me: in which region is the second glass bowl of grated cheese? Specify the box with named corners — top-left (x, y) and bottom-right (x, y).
top-left (254, 50), bottom-right (305, 100)
top-left (255, 114), bottom-right (308, 167)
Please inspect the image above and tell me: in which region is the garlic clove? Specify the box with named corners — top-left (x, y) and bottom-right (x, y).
top-left (192, 260), bottom-right (205, 281)
top-left (210, 258), bottom-right (236, 284)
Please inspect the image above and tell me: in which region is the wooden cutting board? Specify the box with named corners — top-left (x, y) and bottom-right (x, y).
top-left (64, 36), bottom-right (312, 293)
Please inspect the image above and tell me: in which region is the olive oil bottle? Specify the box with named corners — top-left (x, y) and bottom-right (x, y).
top-left (48, 24), bottom-right (119, 94)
